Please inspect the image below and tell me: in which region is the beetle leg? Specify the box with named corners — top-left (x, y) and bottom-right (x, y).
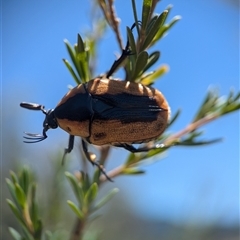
top-left (81, 139), bottom-right (112, 182)
top-left (62, 135), bottom-right (75, 165)
top-left (115, 143), bottom-right (166, 153)
top-left (106, 49), bottom-right (131, 78)
top-left (106, 40), bottom-right (132, 78)
top-left (106, 22), bottom-right (140, 78)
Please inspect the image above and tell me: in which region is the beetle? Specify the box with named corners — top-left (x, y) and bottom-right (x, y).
top-left (20, 33), bottom-right (170, 180)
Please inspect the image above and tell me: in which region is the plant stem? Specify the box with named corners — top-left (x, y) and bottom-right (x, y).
top-left (69, 218), bottom-right (85, 240)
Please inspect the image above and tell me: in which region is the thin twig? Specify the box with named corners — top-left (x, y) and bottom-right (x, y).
top-left (107, 0), bottom-right (124, 49)
top-left (97, 0), bottom-right (124, 50)
top-left (163, 113), bottom-right (218, 146)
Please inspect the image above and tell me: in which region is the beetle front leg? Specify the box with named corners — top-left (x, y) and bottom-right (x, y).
top-left (115, 143), bottom-right (166, 153)
top-left (61, 135), bottom-right (75, 165)
top-left (106, 40), bottom-right (132, 78)
top-left (81, 139), bottom-right (112, 182)
top-left (106, 22), bottom-right (139, 78)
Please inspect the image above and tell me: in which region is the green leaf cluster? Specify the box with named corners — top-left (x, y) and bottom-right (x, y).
top-left (125, 2), bottom-right (181, 83)
top-left (65, 171), bottom-right (118, 221)
top-left (6, 167), bottom-right (42, 240)
top-left (193, 89), bottom-right (240, 122)
top-left (63, 34), bottom-right (91, 85)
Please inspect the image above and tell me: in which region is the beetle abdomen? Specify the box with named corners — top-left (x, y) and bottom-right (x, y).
top-left (87, 78), bottom-right (170, 145)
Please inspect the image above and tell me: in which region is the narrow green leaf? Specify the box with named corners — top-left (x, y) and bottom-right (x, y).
top-left (6, 178), bottom-right (19, 205)
top-left (34, 219), bottom-right (43, 239)
top-left (93, 168), bottom-right (101, 184)
top-left (221, 91), bottom-right (240, 115)
top-left (146, 15), bottom-right (158, 35)
top-left (65, 172), bottom-right (84, 206)
top-left (67, 200), bottom-right (84, 219)
top-left (15, 183), bottom-right (26, 208)
top-left (77, 34), bottom-right (85, 53)
top-left (132, 51), bottom-right (149, 80)
top-left (19, 167), bottom-right (30, 195)
top-left (62, 59), bottom-right (81, 85)
top-left (143, 51), bottom-right (160, 72)
top-left (64, 40), bottom-right (82, 81)
top-left (64, 40), bottom-right (77, 67)
top-left (84, 183), bottom-right (98, 205)
top-left (6, 199), bottom-right (25, 224)
top-left (153, 15), bottom-right (181, 45)
top-left (178, 138), bottom-right (222, 146)
top-left (10, 171), bottom-right (18, 184)
top-left (193, 91), bottom-right (218, 121)
top-left (127, 26), bottom-right (137, 58)
top-left (76, 51), bottom-right (89, 83)
top-left (81, 173), bottom-right (91, 194)
top-left (223, 103), bottom-right (240, 115)
top-left (9, 227), bottom-right (22, 240)
top-left (93, 188), bottom-right (119, 211)
top-left (71, 34), bottom-right (90, 83)
top-left (140, 64), bottom-right (169, 85)
top-left (233, 91), bottom-right (240, 101)
top-left (142, 0), bottom-right (152, 30)
top-left (7, 197), bottom-right (34, 240)
top-left (142, 10), bottom-right (168, 50)
top-left (30, 183), bottom-right (39, 228)
top-left (122, 168), bottom-right (145, 175)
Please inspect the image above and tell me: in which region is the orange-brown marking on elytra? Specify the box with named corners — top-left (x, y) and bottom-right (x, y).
top-left (90, 113), bottom-right (168, 145)
top-left (57, 119), bottom-right (90, 137)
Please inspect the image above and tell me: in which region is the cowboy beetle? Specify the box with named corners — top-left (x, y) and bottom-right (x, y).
top-left (20, 35), bottom-right (170, 180)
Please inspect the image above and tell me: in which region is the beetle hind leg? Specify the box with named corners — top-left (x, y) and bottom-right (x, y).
top-left (81, 139), bottom-right (113, 182)
top-left (115, 143), bottom-right (166, 153)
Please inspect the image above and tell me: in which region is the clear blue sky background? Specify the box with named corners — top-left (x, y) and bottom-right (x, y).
top-left (2, 0), bottom-right (239, 227)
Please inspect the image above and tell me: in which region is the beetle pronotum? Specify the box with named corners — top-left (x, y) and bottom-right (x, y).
top-left (20, 27), bottom-right (170, 181)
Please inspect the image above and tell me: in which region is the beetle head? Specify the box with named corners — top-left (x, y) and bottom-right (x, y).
top-left (20, 102), bottom-right (58, 143)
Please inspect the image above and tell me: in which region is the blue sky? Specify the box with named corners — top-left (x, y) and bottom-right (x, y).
top-left (2, 0), bottom-right (239, 227)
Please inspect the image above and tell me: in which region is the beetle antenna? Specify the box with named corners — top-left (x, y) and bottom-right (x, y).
top-left (20, 102), bottom-right (47, 114)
